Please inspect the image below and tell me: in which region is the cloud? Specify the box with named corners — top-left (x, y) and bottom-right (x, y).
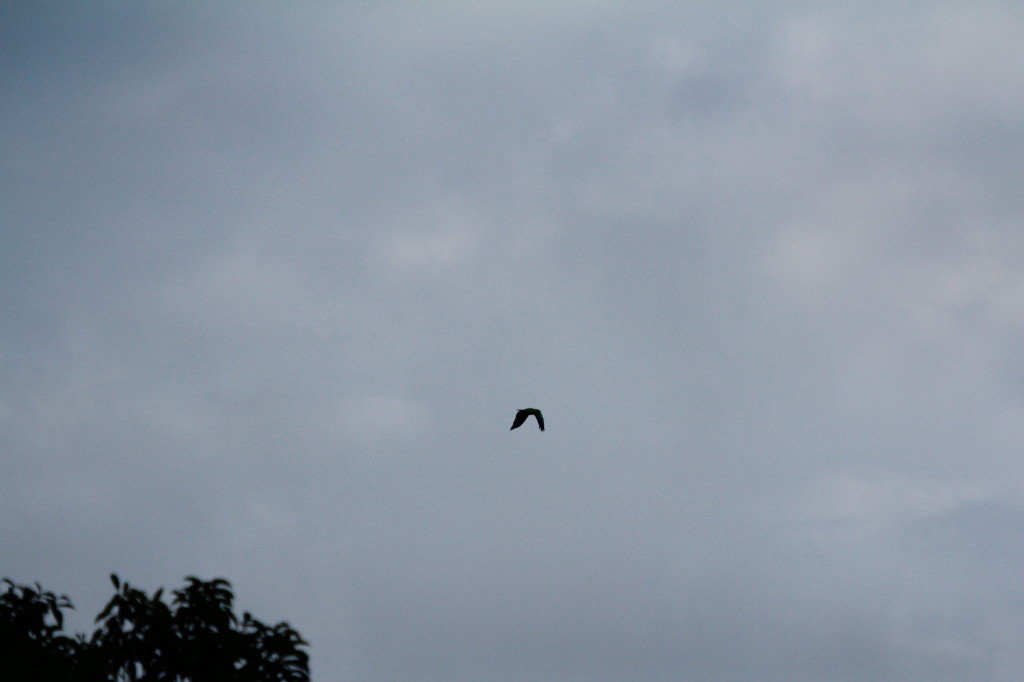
top-left (4, 2), bottom-right (1024, 680)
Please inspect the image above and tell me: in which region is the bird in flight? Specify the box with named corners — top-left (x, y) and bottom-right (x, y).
top-left (510, 408), bottom-right (544, 432)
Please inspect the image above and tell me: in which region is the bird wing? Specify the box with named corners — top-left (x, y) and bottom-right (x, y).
top-left (510, 411), bottom-right (527, 430)
top-left (535, 412), bottom-right (544, 431)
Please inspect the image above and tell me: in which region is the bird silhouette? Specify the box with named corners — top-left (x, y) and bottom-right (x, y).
top-left (510, 408), bottom-right (544, 431)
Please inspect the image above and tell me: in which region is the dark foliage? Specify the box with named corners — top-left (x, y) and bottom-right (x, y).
top-left (0, 575), bottom-right (309, 682)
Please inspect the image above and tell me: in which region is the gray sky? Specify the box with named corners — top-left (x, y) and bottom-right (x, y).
top-left (4, 2), bottom-right (1024, 680)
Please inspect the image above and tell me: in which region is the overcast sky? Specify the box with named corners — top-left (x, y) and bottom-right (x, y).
top-left (4, 2), bottom-right (1024, 680)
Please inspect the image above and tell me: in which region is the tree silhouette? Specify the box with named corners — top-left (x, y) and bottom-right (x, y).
top-left (1, 575), bottom-right (309, 682)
